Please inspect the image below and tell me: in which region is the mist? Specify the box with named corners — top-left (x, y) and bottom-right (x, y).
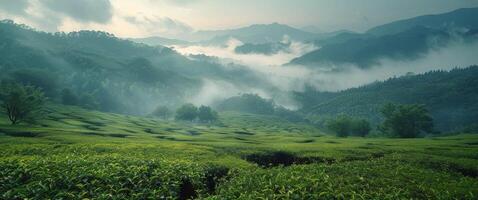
top-left (176, 37), bottom-right (478, 110)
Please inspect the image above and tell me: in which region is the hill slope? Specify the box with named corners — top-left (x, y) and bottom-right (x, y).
top-left (0, 104), bottom-right (477, 199)
top-left (296, 66), bottom-right (478, 131)
top-left (367, 7), bottom-right (478, 36)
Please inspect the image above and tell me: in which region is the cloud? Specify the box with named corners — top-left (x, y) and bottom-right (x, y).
top-left (173, 36), bottom-right (478, 110)
top-left (299, 39), bottom-right (478, 92)
top-left (173, 37), bottom-right (317, 66)
top-left (0, 0), bottom-right (29, 15)
top-left (164, 0), bottom-right (199, 6)
top-left (124, 15), bottom-right (193, 37)
top-left (40, 0), bottom-right (113, 24)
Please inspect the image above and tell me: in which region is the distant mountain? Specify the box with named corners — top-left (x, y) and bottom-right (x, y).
top-left (290, 26), bottom-right (453, 68)
top-left (368, 7), bottom-right (478, 36)
top-left (295, 66), bottom-right (478, 131)
top-left (290, 8), bottom-right (478, 68)
top-left (169, 23), bottom-right (317, 44)
top-left (128, 36), bottom-right (192, 46)
top-left (133, 23), bottom-right (349, 46)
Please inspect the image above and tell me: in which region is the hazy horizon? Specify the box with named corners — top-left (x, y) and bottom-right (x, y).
top-left (1, 0), bottom-right (478, 38)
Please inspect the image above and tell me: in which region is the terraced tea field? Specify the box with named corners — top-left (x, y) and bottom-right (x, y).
top-left (1, 105), bottom-right (477, 199)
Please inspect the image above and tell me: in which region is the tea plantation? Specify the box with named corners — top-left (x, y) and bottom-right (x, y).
top-left (1, 105), bottom-right (477, 199)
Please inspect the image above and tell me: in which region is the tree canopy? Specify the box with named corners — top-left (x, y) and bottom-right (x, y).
top-left (175, 104), bottom-right (198, 121)
top-left (0, 82), bottom-right (47, 124)
top-left (380, 103), bottom-right (433, 138)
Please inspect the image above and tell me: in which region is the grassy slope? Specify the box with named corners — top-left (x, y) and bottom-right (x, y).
top-left (1, 105), bottom-right (477, 199)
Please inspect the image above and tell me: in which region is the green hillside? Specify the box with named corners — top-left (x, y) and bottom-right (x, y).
top-left (1, 104), bottom-right (477, 199)
top-left (296, 66), bottom-right (478, 131)
top-left (0, 20), bottom-right (269, 115)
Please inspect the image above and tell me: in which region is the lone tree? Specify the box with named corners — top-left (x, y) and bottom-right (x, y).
top-left (152, 105), bottom-right (173, 120)
top-left (0, 82), bottom-right (47, 125)
top-left (380, 103), bottom-right (433, 138)
top-left (197, 105), bottom-right (218, 123)
top-left (175, 103), bottom-right (198, 121)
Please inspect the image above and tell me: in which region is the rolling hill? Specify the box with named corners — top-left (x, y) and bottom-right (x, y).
top-left (295, 66), bottom-right (478, 131)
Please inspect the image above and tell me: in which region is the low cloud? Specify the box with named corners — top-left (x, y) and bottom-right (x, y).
top-left (40, 0), bottom-right (113, 24)
top-left (172, 37), bottom-right (317, 66)
top-left (176, 37), bottom-right (478, 109)
top-left (124, 15), bottom-right (193, 37)
top-left (302, 39), bottom-right (478, 92)
top-left (163, 0), bottom-right (199, 6)
top-left (0, 0), bottom-right (29, 15)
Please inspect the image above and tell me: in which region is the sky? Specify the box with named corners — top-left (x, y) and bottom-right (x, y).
top-left (0, 0), bottom-right (477, 38)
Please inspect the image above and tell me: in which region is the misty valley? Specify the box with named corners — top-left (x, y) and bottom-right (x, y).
top-left (1, 2), bottom-right (478, 199)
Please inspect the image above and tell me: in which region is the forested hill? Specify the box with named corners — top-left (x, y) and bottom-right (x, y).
top-left (0, 20), bottom-right (267, 115)
top-left (295, 66), bottom-right (478, 131)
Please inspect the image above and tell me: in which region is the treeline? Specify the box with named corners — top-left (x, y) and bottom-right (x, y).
top-left (151, 104), bottom-right (219, 123)
top-left (296, 66), bottom-right (478, 132)
top-left (215, 94), bottom-right (306, 123)
top-left (326, 103), bottom-right (434, 138)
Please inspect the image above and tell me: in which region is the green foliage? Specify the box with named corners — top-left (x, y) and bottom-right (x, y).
top-left (0, 82), bottom-right (46, 124)
top-left (326, 115), bottom-right (352, 137)
top-left (197, 105), bottom-right (218, 123)
top-left (274, 106), bottom-right (307, 123)
top-left (175, 104), bottom-right (198, 121)
top-left (351, 119), bottom-right (371, 137)
top-left (326, 115), bottom-right (371, 137)
top-left (380, 103), bottom-right (434, 138)
top-left (216, 94), bottom-right (275, 115)
top-left (152, 105), bottom-right (173, 120)
top-left (11, 68), bottom-right (58, 97)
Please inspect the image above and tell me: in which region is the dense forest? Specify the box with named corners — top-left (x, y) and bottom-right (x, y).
top-left (0, 20), bottom-right (271, 115)
top-left (296, 66), bottom-right (478, 131)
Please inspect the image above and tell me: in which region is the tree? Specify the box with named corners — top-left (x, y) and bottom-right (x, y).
top-left (0, 82), bottom-right (47, 125)
top-left (175, 104), bottom-right (198, 121)
top-left (326, 115), bottom-right (352, 137)
top-left (152, 105), bottom-right (173, 120)
top-left (380, 103), bottom-right (433, 138)
top-left (326, 115), bottom-right (371, 137)
top-left (351, 119), bottom-right (371, 137)
top-left (197, 105), bottom-right (218, 123)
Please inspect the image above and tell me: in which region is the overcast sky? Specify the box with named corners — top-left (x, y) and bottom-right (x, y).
top-left (0, 0), bottom-right (477, 37)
